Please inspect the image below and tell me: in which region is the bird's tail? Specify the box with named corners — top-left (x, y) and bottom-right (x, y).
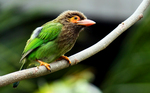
top-left (13, 60), bottom-right (28, 88)
top-left (13, 82), bottom-right (20, 88)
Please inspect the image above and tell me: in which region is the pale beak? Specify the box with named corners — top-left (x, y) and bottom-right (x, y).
top-left (77, 19), bottom-right (96, 26)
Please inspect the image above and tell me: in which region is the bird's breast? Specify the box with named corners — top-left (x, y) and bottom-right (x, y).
top-left (56, 29), bottom-right (79, 53)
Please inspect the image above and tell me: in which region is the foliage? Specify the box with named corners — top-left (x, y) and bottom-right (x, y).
top-left (102, 8), bottom-right (150, 93)
top-left (34, 69), bottom-right (102, 93)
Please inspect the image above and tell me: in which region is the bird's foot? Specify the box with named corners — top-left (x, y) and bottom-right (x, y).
top-left (57, 56), bottom-right (71, 66)
top-left (36, 59), bottom-right (51, 70)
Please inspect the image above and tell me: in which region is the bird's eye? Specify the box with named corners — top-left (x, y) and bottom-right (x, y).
top-left (70, 16), bottom-right (80, 23)
top-left (74, 17), bottom-right (78, 20)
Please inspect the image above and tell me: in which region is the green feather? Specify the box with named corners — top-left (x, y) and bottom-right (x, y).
top-left (13, 59), bottom-right (30, 88)
top-left (21, 22), bottom-right (63, 61)
top-left (13, 22), bottom-right (63, 88)
top-left (39, 22), bottom-right (62, 40)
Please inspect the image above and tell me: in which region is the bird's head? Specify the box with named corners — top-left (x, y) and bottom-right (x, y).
top-left (55, 10), bottom-right (96, 32)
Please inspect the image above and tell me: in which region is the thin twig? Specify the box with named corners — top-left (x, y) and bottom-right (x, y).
top-left (0, 0), bottom-right (150, 87)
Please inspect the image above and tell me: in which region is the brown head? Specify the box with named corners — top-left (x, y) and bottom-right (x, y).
top-left (55, 10), bottom-right (96, 52)
top-left (55, 10), bottom-right (96, 33)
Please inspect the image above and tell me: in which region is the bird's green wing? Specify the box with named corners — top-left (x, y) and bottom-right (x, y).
top-left (20, 22), bottom-right (63, 61)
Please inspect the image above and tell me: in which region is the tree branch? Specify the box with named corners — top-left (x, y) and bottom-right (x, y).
top-left (0, 0), bottom-right (150, 87)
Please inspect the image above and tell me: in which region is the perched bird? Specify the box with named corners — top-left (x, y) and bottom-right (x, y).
top-left (13, 10), bottom-right (95, 88)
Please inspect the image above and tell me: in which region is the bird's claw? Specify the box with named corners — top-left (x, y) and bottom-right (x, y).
top-left (36, 59), bottom-right (51, 71)
top-left (57, 56), bottom-right (71, 66)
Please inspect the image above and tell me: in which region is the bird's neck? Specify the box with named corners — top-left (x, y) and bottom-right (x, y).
top-left (56, 26), bottom-right (80, 52)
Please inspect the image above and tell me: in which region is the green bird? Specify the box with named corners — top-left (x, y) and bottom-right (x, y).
top-left (13, 10), bottom-right (95, 88)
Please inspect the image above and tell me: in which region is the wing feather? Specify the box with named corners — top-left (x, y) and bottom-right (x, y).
top-left (20, 22), bottom-right (63, 61)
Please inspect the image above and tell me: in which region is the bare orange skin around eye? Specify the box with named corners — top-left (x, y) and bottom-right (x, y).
top-left (70, 16), bottom-right (80, 23)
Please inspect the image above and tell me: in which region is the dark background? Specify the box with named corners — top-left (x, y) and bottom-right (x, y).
top-left (1, 0), bottom-right (150, 93)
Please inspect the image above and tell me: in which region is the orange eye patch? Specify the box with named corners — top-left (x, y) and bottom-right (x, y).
top-left (70, 16), bottom-right (80, 23)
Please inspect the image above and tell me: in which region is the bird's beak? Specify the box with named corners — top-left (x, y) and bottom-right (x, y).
top-left (77, 19), bottom-right (96, 26)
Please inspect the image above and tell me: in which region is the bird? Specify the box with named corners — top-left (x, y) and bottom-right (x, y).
top-left (13, 10), bottom-right (96, 88)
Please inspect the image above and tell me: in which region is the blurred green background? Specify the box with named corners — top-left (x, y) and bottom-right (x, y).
top-left (1, 0), bottom-right (150, 93)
